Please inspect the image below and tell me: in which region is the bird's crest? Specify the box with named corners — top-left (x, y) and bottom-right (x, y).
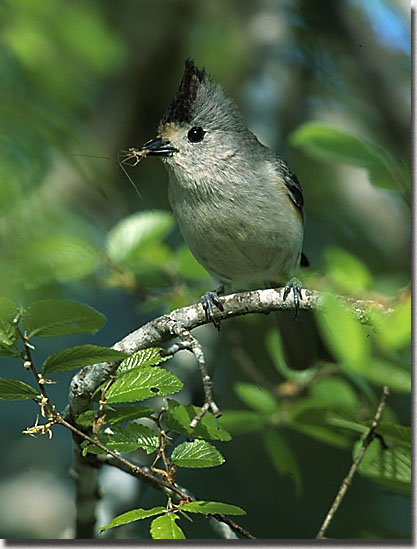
top-left (161, 58), bottom-right (207, 125)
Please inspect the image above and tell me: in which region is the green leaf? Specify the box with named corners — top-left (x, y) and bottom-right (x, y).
top-left (0, 378), bottom-right (38, 400)
top-left (176, 245), bottom-right (211, 281)
top-left (165, 400), bottom-right (231, 441)
top-left (266, 330), bottom-right (317, 381)
top-left (356, 437), bottom-right (411, 495)
top-left (76, 405), bottom-right (154, 426)
top-left (101, 365), bottom-right (183, 404)
top-left (315, 295), bottom-right (370, 367)
top-left (81, 423), bottom-right (160, 455)
top-left (117, 347), bottom-right (169, 374)
top-left (101, 507), bottom-right (166, 531)
top-left (106, 210), bottom-right (174, 265)
top-left (23, 299), bottom-right (105, 338)
top-left (263, 428), bottom-right (302, 496)
top-left (324, 247), bottom-right (373, 293)
top-left (374, 423), bottom-right (411, 448)
top-left (170, 439), bottom-right (224, 468)
top-left (16, 234), bottom-right (100, 288)
top-left (0, 296), bottom-right (18, 350)
top-left (290, 123), bottom-right (399, 190)
top-left (179, 500), bottom-right (246, 516)
top-left (326, 413), bottom-right (368, 435)
top-left (150, 514), bottom-right (185, 540)
top-left (371, 299), bottom-right (411, 352)
top-left (219, 410), bottom-right (265, 435)
top-left (234, 382), bottom-right (279, 415)
top-left (288, 404), bottom-right (352, 448)
top-left (42, 345), bottom-right (128, 374)
top-left (102, 423), bottom-right (160, 454)
top-left (311, 377), bottom-right (360, 411)
top-left (0, 297), bottom-right (17, 321)
top-left (346, 359), bottom-right (410, 394)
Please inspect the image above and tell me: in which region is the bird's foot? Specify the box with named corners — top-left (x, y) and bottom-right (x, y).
top-left (201, 285), bottom-right (225, 330)
top-left (283, 277), bottom-right (303, 320)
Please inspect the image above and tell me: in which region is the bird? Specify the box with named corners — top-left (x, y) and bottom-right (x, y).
top-left (133, 58), bottom-right (321, 369)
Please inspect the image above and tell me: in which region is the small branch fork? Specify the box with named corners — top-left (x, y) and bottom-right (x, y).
top-left (162, 328), bottom-right (220, 427)
top-left (316, 386), bottom-right (390, 539)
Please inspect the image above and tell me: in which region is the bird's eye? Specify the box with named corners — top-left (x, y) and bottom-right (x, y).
top-left (187, 126), bottom-right (205, 143)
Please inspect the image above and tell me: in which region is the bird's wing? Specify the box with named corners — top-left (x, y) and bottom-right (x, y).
top-left (277, 158), bottom-right (304, 212)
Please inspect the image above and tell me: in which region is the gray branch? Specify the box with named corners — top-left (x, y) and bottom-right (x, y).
top-left (69, 287), bottom-right (388, 418)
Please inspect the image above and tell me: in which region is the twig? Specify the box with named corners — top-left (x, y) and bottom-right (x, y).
top-left (101, 456), bottom-right (255, 539)
top-left (316, 386), bottom-right (390, 539)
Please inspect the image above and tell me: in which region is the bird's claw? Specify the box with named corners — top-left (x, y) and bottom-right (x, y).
top-left (201, 287), bottom-right (225, 330)
top-left (283, 277), bottom-right (303, 320)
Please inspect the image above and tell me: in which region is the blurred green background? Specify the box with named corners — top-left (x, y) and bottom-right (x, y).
top-left (0, 0), bottom-right (410, 539)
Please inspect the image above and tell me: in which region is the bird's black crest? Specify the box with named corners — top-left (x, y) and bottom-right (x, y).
top-left (161, 58), bottom-right (206, 125)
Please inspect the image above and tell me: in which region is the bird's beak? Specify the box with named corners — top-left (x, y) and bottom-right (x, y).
top-left (140, 136), bottom-right (178, 156)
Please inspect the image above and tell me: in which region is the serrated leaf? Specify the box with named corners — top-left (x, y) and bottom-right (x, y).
top-left (179, 500), bottom-right (246, 516)
top-left (165, 400), bottom-right (231, 441)
top-left (117, 347), bottom-right (169, 374)
top-left (170, 439), bottom-right (224, 468)
top-left (234, 382), bottom-right (279, 415)
top-left (102, 423), bottom-right (160, 454)
top-left (219, 410), bottom-right (265, 435)
top-left (42, 345), bottom-right (128, 374)
top-left (23, 300), bottom-right (105, 338)
top-left (76, 405), bottom-right (154, 426)
top-left (0, 378), bottom-right (38, 400)
top-left (150, 514), bottom-right (185, 540)
top-left (106, 210), bottom-right (174, 265)
top-left (80, 423), bottom-right (160, 455)
top-left (356, 437), bottom-right (411, 495)
top-left (101, 365), bottom-right (183, 404)
top-left (316, 295), bottom-right (370, 367)
top-left (264, 428), bottom-right (302, 496)
top-left (101, 507), bottom-right (165, 531)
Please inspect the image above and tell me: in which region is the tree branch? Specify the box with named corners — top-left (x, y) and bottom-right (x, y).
top-left (316, 386), bottom-right (390, 539)
top-left (68, 287), bottom-right (389, 417)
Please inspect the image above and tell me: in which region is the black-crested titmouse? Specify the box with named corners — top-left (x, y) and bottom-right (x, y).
top-left (135, 59), bottom-right (321, 368)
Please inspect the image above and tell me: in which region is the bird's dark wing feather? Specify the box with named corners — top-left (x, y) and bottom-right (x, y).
top-left (277, 158), bottom-right (304, 211)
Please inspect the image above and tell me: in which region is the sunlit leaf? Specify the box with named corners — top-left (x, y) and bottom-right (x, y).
top-left (101, 365), bottom-right (183, 404)
top-left (324, 247), bottom-right (373, 292)
top-left (234, 382), bottom-right (279, 415)
top-left (150, 514), bottom-right (185, 540)
top-left (179, 500), bottom-right (245, 516)
top-left (315, 295), bottom-right (370, 367)
top-left (117, 347), bottom-right (169, 374)
top-left (170, 440), bottom-right (224, 468)
top-left (106, 210), bottom-right (174, 265)
top-left (101, 507), bottom-right (165, 531)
